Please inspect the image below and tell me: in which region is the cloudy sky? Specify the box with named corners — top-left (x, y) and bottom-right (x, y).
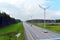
top-left (0, 0), bottom-right (60, 21)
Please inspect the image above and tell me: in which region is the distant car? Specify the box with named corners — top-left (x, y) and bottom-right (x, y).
top-left (44, 31), bottom-right (48, 33)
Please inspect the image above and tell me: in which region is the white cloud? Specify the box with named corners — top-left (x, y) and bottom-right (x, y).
top-left (0, 0), bottom-right (26, 6)
top-left (0, 0), bottom-right (60, 21)
top-left (0, 0), bottom-right (17, 4)
top-left (54, 11), bottom-right (60, 16)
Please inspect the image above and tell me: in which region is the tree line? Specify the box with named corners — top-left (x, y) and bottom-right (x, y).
top-left (26, 19), bottom-right (60, 23)
top-left (0, 11), bottom-right (21, 28)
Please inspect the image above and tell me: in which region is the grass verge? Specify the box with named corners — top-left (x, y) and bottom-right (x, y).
top-left (0, 22), bottom-right (25, 40)
top-left (32, 23), bottom-right (60, 34)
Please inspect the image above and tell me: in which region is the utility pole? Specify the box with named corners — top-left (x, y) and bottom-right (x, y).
top-left (39, 5), bottom-right (50, 33)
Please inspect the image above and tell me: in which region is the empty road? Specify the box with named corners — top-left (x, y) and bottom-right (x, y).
top-left (23, 22), bottom-right (60, 40)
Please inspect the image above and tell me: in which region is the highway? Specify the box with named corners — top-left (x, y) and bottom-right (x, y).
top-left (23, 22), bottom-right (60, 40)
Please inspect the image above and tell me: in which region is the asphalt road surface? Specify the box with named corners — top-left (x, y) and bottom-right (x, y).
top-left (23, 22), bottom-right (60, 40)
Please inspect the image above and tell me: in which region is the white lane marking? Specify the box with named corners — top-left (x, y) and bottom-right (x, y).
top-left (16, 33), bottom-right (21, 38)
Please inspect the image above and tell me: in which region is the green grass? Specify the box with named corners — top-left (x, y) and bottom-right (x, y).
top-left (0, 22), bottom-right (25, 40)
top-left (32, 23), bottom-right (60, 34)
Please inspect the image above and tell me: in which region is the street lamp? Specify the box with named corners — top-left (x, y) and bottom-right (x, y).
top-left (39, 5), bottom-right (50, 33)
top-left (31, 15), bottom-right (32, 26)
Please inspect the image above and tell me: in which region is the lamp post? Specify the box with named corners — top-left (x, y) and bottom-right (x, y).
top-left (39, 5), bottom-right (50, 33)
top-left (31, 15), bottom-right (32, 26)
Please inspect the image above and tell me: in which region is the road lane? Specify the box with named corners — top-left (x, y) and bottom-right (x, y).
top-left (23, 22), bottom-right (60, 40)
top-left (23, 23), bottom-right (35, 40)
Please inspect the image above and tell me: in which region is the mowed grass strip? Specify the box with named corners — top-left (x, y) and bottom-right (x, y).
top-left (32, 23), bottom-right (60, 34)
top-left (0, 22), bottom-right (25, 40)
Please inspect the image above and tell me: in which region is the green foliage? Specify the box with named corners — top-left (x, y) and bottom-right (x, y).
top-left (0, 11), bottom-right (21, 28)
top-left (0, 23), bottom-right (25, 40)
